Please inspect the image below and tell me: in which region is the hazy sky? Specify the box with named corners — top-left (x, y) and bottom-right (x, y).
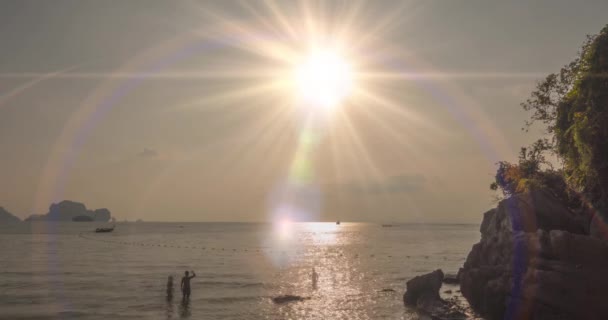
top-left (1, 0), bottom-right (607, 222)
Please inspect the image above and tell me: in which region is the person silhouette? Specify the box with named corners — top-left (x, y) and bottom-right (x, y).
top-left (181, 270), bottom-right (196, 300)
top-left (312, 267), bottom-right (319, 289)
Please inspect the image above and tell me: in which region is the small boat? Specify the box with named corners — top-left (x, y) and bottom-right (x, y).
top-left (336, 220), bottom-right (341, 225)
top-left (95, 225), bottom-right (115, 233)
top-left (381, 224), bottom-right (393, 227)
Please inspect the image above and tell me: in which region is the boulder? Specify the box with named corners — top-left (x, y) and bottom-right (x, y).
top-left (403, 269), bottom-right (444, 306)
top-left (461, 188), bottom-right (608, 320)
top-left (403, 270), bottom-right (469, 319)
top-left (272, 295), bottom-right (310, 304)
top-left (0, 207), bottom-right (21, 223)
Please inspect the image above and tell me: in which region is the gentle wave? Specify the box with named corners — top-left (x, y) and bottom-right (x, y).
top-left (1, 222), bottom-right (479, 319)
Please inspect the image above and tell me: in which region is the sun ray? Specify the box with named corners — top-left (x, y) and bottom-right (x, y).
top-left (0, 69), bottom-right (289, 80)
top-left (330, 110), bottom-right (375, 212)
top-left (238, 1), bottom-right (294, 42)
top-left (174, 80), bottom-right (287, 112)
top-left (213, 98), bottom-right (293, 182)
top-left (262, 0), bottom-right (298, 39)
top-left (337, 107), bottom-right (384, 182)
top-left (25, 0), bottom-right (517, 224)
top-left (352, 87), bottom-right (438, 132)
top-left (253, 111), bottom-right (298, 183)
top-left (347, 1), bottom-right (414, 52)
top-left (332, 0), bottom-right (366, 43)
top-left (347, 97), bottom-right (433, 174)
top-left (358, 71), bottom-right (548, 80)
top-left (184, 3), bottom-right (299, 65)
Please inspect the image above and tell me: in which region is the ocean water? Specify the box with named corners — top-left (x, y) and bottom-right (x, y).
top-left (0, 222), bottom-right (479, 319)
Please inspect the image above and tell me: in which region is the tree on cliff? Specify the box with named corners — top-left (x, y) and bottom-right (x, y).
top-left (492, 25), bottom-right (608, 214)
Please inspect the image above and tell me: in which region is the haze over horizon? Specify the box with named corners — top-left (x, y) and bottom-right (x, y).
top-left (1, 0), bottom-right (607, 223)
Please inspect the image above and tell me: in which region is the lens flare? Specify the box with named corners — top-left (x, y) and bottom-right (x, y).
top-left (293, 49), bottom-right (354, 110)
top-left (277, 216), bottom-right (293, 240)
top-left (21, 1), bottom-right (514, 235)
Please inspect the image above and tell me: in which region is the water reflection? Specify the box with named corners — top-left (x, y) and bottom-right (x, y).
top-left (164, 293), bottom-right (191, 319)
top-left (165, 295), bottom-right (174, 320)
top-left (304, 222), bottom-right (340, 245)
top-left (268, 223), bottom-right (365, 319)
top-left (179, 298), bottom-right (191, 319)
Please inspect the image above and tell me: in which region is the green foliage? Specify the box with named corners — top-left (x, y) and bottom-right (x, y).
top-left (553, 26), bottom-right (608, 210)
top-left (492, 25), bottom-right (608, 214)
top-left (490, 139), bottom-right (560, 198)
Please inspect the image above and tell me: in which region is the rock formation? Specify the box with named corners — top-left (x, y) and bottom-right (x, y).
top-left (272, 295), bottom-right (310, 304)
top-left (93, 208), bottom-right (111, 222)
top-left (404, 269), bottom-right (444, 306)
top-left (460, 187), bottom-right (608, 320)
top-left (72, 215), bottom-right (94, 222)
top-left (403, 269), bottom-right (469, 320)
top-left (0, 207), bottom-right (21, 223)
top-left (25, 200), bottom-right (111, 222)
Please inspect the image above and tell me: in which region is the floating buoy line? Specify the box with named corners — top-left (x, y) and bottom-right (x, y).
top-left (78, 231), bottom-right (336, 257)
top-left (77, 232), bottom-right (463, 262)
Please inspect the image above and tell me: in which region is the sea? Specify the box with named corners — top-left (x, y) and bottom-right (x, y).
top-left (0, 222), bottom-right (480, 320)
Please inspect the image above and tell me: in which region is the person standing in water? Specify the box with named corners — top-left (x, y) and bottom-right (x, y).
top-left (181, 270), bottom-right (196, 300)
top-left (312, 267), bottom-right (319, 290)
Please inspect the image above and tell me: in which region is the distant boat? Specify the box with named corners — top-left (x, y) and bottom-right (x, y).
top-left (381, 224), bottom-right (393, 227)
top-left (95, 225), bottom-right (115, 233)
top-left (336, 220), bottom-right (341, 225)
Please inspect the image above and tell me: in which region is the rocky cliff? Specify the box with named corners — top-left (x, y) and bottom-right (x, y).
top-left (0, 207), bottom-right (21, 223)
top-left (460, 188), bottom-right (608, 320)
top-left (25, 200), bottom-right (111, 222)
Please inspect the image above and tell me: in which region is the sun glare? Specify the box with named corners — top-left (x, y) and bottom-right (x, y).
top-left (276, 216), bottom-right (293, 240)
top-left (293, 49), bottom-right (354, 110)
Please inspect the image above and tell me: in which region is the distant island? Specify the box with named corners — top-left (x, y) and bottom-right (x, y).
top-left (0, 207), bottom-right (21, 223)
top-left (24, 200), bottom-right (111, 222)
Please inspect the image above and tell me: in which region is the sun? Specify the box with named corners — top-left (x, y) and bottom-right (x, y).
top-left (292, 48), bottom-right (354, 110)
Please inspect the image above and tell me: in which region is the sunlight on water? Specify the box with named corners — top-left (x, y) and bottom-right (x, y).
top-left (0, 222), bottom-right (478, 319)
top-left (276, 217), bottom-right (294, 241)
top-left (304, 222), bottom-right (339, 245)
